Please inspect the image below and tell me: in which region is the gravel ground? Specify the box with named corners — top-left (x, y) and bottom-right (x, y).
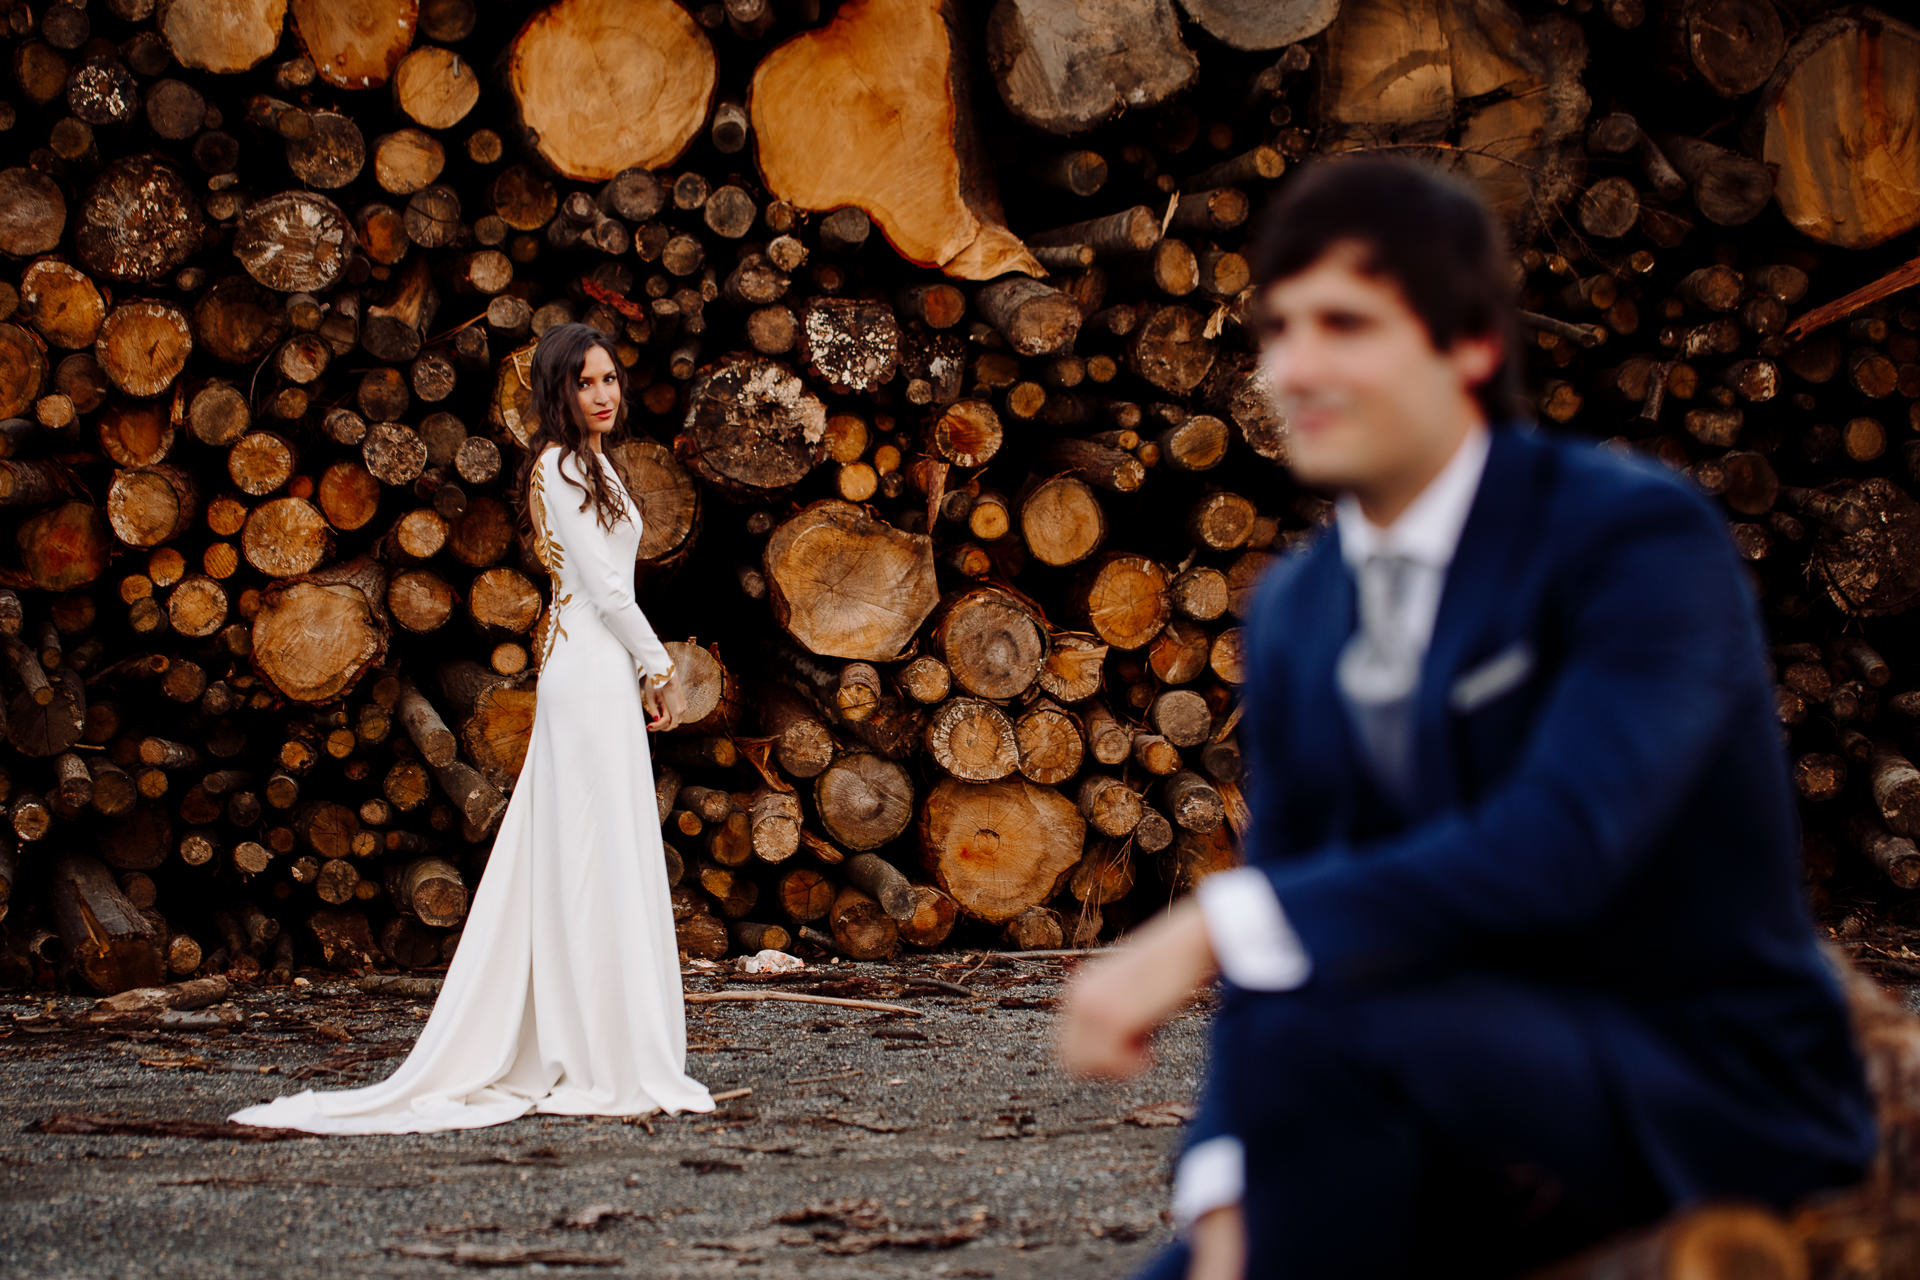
top-left (7, 955), bottom-right (1914, 1280)
top-left (0, 955), bottom-right (1202, 1280)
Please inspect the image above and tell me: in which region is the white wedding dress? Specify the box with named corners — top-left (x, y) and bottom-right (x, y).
top-left (232, 444), bottom-right (714, 1133)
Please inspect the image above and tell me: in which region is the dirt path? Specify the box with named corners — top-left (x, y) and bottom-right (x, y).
top-left (0, 956), bottom-right (1202, 1279)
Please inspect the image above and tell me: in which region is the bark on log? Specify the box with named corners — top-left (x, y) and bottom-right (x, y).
top-left (985, 0), bottom-right (1197, 135)
top-left (677, 355), bottom-right (827, 499)
top-left (50, 852), bottom-right (161, 994)
top-left (76, 156), bottom-right (205, 285)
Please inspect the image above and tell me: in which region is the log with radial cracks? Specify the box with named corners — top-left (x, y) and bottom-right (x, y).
top-left (250, 559), bottom-right (389, 703)
top-left (505, 0), bottom-right (716, 181)
top-left (751, 0), bottom-right (1041, 280)
top-left (764, 500), bottom-right (940, 662)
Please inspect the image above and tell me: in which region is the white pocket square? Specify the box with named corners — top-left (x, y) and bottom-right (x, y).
top-left (1449, 643), bottom-right (1535, 713)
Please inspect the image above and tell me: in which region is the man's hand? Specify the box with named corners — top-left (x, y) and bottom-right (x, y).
top-left (1187, 1205), bottom-right (1246, 1280)
top-left (642, 674), bottom-right (688, 732)
top-left (1054, 898), bottom-right (1218, 1079)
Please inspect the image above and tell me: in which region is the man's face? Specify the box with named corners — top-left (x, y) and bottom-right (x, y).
top-left (1254, 242), bottom-right (1498, 500)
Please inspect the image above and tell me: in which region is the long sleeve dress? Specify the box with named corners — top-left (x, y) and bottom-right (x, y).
top-left (230, 444), bottom-right (715, 1133)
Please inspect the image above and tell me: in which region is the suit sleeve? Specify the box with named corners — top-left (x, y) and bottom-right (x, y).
top-left (1262, 481), bottom-right (1757, 987)
top-left (541, 450), bottom-right (677, 687)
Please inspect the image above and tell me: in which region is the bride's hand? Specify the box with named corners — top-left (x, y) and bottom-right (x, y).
top-left (644, 673), bottom-right (687, 731)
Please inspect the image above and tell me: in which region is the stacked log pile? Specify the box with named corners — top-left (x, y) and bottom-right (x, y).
top-left (0, 0), bottom-right (1917, 1002)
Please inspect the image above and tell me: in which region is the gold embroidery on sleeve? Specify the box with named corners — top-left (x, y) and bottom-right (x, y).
top-left (530, 449), bottom-right (570, 670)
top-left (529, 449), bottom-right (567, 576)
top-left (639, 660), bottom-right (676, 689)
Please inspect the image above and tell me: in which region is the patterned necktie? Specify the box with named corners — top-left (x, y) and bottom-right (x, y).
top-left (1341, 552), bottom-right (1422, 702)
top-left (1337, 551), bottom-right (1423, 805)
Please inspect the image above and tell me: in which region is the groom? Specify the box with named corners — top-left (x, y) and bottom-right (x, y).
top-left (1057, 156), bottom-right (1876, 1278)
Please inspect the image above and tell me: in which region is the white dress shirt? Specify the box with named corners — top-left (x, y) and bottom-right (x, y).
top-left (1172, 423), bottom-right (1493, 1229)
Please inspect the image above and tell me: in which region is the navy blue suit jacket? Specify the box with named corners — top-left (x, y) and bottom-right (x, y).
top-left (1199, 424), bottom-right (1875, 1206)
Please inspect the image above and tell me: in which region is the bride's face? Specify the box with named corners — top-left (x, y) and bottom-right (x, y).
top-left (573, 344), bottom-right (621, 438)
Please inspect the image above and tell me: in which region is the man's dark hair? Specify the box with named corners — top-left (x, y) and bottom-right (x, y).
top-left (1248, 154), bottom-right (1528, 424)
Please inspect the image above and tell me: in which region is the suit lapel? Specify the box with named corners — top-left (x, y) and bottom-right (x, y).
top-left (1410, 427), bottom-right (1546, 816)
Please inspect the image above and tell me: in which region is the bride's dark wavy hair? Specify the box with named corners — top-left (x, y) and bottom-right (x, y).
top-left (514, 322), bottom-right (632, 541)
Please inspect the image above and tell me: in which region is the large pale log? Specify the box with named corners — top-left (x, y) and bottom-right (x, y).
top-left (1761, 12), bottom-right (1920, 250)
top-left (920, 775), bottom-right (1084, 924)
top-left (934, 586), bottom-right (1045, 700)
top-left (51, 852), bottom-right (161, 994)
top-left (677, 355), bottom-right (827, 498)
top-left (1317, 0), bottom-right (1590, 239)
top-left (750, 0), bottom-right (1041, 280)
top-left (251, 559), bottom-right (388, 703)
top-left (985, 0), bottom-right (1196, 135)
top-left (815, 750), bottom-right (914, 852)
top-left (76, 155), bottom-right (205, 284)
top-left (764, 500), bottom-right (938, 662)
top-left (505, 0), bottom-right (715, 180)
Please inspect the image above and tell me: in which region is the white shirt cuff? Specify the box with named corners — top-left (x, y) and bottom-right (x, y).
top-left (1171, 1136), bottom-right (1245, 1230)
top-left (1196, 865), bottom-right (1312, 991)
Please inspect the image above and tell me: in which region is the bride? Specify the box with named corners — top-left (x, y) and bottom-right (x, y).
top-left (231, 323), bottom-right (716, 1133)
